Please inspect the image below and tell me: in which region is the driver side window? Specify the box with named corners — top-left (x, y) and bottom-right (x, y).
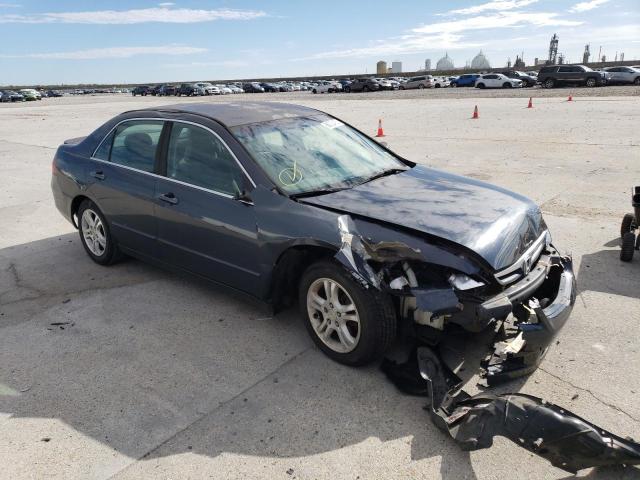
top-left (166, 123), bottom-right (244, 196)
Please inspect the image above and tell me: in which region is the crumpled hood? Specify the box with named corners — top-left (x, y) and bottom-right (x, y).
top-left (300, 165), bottom-right (546, 271)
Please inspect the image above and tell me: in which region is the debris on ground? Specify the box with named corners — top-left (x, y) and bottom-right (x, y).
top-left (383, 346), bottom-right (640, 474)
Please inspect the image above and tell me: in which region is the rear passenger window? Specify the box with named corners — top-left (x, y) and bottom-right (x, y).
top-left (166, 123), bottom-right (244, 196)
top-left (110, 121), bottom-right (163, 173)
top-left (93, 129), bottom-right (115, 161)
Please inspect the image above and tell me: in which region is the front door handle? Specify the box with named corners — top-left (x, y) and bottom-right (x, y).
top-left (158, 192), bottom-right (178, 205)
top-left (90, 171), bottom-right (105, 180)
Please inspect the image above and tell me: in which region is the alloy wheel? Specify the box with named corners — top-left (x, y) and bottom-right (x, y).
top-left (307, 278), bottom-right (361, 353)
top-left (81, 209), bottom-right (107, 256)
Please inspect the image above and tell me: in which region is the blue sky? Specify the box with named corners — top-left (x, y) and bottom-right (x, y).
top-left (0, 0), bottom-right (638, 85)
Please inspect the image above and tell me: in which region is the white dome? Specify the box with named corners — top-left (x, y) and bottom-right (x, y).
top-left (471, 50), bottom-right (491, 69)
top-left (436, 53), bottom-right (454, 70)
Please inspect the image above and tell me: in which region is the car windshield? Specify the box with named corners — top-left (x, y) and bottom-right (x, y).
top-left (231, 114), bottom-right (408, 196)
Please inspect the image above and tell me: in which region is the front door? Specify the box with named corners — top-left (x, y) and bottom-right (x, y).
top-left (154, 120), bottom-right (261, 295)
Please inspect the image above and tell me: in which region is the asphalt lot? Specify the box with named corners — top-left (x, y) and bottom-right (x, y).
top-left (1, 90), bottom-right (639, 479)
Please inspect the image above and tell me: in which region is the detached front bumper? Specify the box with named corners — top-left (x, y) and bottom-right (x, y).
top-left (481, 254), bottom-right (576, 384)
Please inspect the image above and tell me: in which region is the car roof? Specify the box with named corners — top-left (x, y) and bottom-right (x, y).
top-left (133, 102), bottom-right (323, 128)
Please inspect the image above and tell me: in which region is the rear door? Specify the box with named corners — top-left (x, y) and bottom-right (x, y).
top-left (154, 119), bottom-right (262, 294)
top-left (87, 119), bottom-right (165, 256)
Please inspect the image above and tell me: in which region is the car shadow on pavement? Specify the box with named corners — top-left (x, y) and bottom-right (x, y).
top-left (577, 237), bottom-right (640, 300)
top-left (2, 233), bottom-right (637, 479)
top-left (0, 233), bottom-right (485, 478)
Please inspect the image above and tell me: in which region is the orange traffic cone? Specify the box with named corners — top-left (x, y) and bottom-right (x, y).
top-left (567, 94), bottom-right (573, 102)
top-left (527, 97), bottom-right (533, 108)
top-left (376, 119), bottom-right (385, 137)
top-left (472, 105), bottom-right (479, 119)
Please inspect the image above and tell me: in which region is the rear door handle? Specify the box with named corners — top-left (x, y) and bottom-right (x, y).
top-left (90, 171), bottom-right (105, 180)
top-left (158, 192), bottom-right (178, 205)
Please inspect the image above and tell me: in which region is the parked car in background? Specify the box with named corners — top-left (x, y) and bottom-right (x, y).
top-left (1, 90), bottom-right (23, 102)
top-left (526, 71), bottom-right (538, 77)
top-left (259, 83), bottom-right (279, 93)
top-left (603, 66), bottom-right (640, 85)
top-left (451, 74), bottom-right (480, 87)
top-left (500, 70), bottom-right (537, 87)
top-left (149, 85), bottom-right (162, 96)
top-left (433, 77), bottom-right (450, 88)
top-left (374, 78), bottom-right (397, 91)
top-left (537, 65), bottom-right (606, 88)
top-left (228, 84), bottom-right (244, 94)
top-left (475, 73), bottom-right (522, 88)
top-left (20, 88), bottom-right (42, 100)
top-left (344, 78), bottom-right (380, 93)
top-left (158, 85), bottom-right (177, 96)
top-left (401, 75), bottom-right (434, 89)
top-left (176, 83), bottom-right (203, 96)
top-left (243, 83), bottom-right (265, 93)
top-left (215, 85), bottom-right (233, 95)
top-left (311, 81), bottom-right (340, 94)
top-left (46, 90), bottom-right (64, 97)
top-left (131, 86), bottom-right (151, 96)
top-left (194, 82), bottom-right (219, 95)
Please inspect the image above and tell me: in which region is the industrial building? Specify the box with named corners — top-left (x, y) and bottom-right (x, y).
top-left (376, 60), bottom-right (387, 75)
top-left (436, 53), bottom-right (454, 70)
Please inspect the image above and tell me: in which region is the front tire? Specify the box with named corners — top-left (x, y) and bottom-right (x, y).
top-left (78, 200), bottom-right (121, 266)
top-left (299, 260), bottom-right (396, 366)
top-left (544, 78), bottom-right (555, 88)
top-left (586, 77), bottom-right (597, 87)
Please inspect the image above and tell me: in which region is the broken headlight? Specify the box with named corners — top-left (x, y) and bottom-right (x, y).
top-left (448, 273), bottom-right (485, 290)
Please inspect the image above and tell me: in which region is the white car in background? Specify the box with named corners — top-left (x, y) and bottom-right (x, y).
top-left (603, 66), bottom-right (640, 85)
top-left (433, 77), bottom-right (450, 88)
top-left (311, 81), bottom-right (340, 94)
top-left (215, 84), bottom-right (233, 94)
top-left (475, 73), bottom-right (523, 88)
top-left (194, 82), bottom-right (220, 95)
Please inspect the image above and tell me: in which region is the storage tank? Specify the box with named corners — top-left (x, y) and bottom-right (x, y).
top-left (436, 53), bottom-right (454, 70)
top-left (376, 61), bottom-right (387, 75)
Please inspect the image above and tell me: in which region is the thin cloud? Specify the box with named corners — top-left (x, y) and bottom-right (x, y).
top-left (164, 60), bottom-right (249, 68)
top-left (158, 2), bottom-right (175, 6)
top-left (0, 7), bottom-right (266, 24)
top-left (447, 0), bottom-right (538, 15)
top-left (301, 10), bottom-right (581, 60)
top-left (0, 45), bottom-right (207, 59)
top-left (569, 0), bottom-right (610, 12)
top-left (413, 12), bottom-right (582, 34)
top-left (0, 3), bottom-right (21, 6)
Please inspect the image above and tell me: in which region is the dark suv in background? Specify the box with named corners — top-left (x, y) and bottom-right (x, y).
top-left (176, 83), bottom-right (202, 96)
top-left (131, 85), bottom-right (151, 96)
top-left (500, 70), bottom-right (537, 87)
top-left (537, 65), bottom-right (606, 88)
top-left (344, 78), bottom-right (380, 93)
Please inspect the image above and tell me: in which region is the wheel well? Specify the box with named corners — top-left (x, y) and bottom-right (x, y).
top-left (269, 245), bottom-right (336, 313)
top-left (70, 195), bottom-right (90, 229)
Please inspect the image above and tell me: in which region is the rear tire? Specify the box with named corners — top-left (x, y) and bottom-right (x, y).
top-left (477, 83), bottom-right (485, 89)
top-left (544, 78), bottom-right (554, 89)
top-left (503, 83), bottom-right (512, 88)
top-left (299, 259), bottom-right (396, 366)
top-left (418, 84), bottom-right (425, 89)
top-left (621, 213), bottom-right (636, 238)
top-left (77, 199), bottom-right (122, 266)
top-left (634, 78), bottom-right (640, 85)
top-left (344, 86), bottom-right (351, 93)
top-left (621, 232), bottom-right (635, 262)
top-left (586, 77), bottom-right (597, 87)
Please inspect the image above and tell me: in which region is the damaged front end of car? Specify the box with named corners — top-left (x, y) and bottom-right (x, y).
top-left (333, 214), bottom-right (576, 385)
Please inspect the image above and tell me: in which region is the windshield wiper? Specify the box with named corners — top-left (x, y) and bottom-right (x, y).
top-left (359, 168), bottom-right (407, 185)
top-left (290, 185), bottom-right (354, 199)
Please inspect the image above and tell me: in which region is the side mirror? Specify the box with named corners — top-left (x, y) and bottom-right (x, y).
top-left (233, 190), bottom-right (254, 206)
